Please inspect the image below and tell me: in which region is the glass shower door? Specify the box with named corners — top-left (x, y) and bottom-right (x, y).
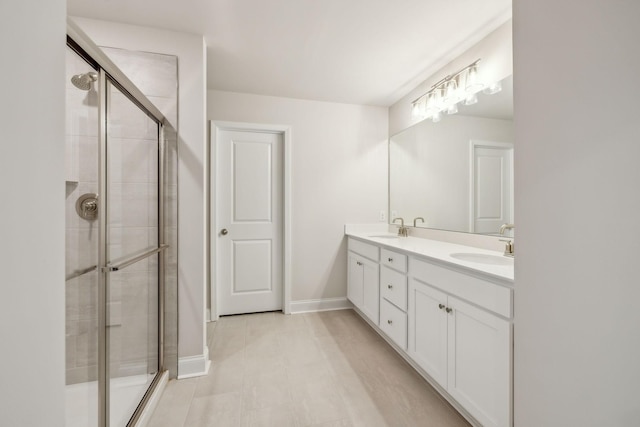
top-left (66, 32), bottom-right (174, 427)
top-left (105, 79), bottom-right (161, 426)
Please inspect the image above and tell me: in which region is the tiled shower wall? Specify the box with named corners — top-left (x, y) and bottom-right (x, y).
top-left (65, 47), bottom-right (179, 385)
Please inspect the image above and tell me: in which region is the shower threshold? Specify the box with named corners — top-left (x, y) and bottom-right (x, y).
top-left (65, 373), bottom-right (155, 427)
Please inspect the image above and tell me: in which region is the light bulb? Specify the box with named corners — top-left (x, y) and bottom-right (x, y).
top-left (411, 100), bottom-right (423, 120)
top-left (465, 64), bottom-right (484, 93)
top-left (484, 81), bottom-right (502, 95)
top-left (425, 92), bottom-right (437, 114)
top-left (444, 79), bottom-right (460, 104)
top-left (446, 103), bottom-right (458, 115)
top-left (432, 111), bottom-right (441, 123)
top-left (426, 89), bottom-right (444, 117)
top-left (464, 93), bottom-right (478, 105)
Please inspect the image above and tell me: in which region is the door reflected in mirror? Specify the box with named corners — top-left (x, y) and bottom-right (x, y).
top-left (389, 75), bottom-right (514, 237)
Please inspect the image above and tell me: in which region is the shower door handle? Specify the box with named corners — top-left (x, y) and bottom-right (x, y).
top-left (102, 244), bottom-right (169, 272)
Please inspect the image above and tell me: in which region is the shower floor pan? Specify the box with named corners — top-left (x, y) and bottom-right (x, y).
top-left (65, 373), bottom-right (155, 427)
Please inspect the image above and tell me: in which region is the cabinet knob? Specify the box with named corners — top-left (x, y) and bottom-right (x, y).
top-left (388, 257), bottom-right (393, 262)
top-left (445, 307), bottom-right (453, 314)
top-left (387, 319), bottom-right (393, 325)
top-left (438, 304), bottom-right (445, 310)
top-left (387, 284), bottom-right (393, 289)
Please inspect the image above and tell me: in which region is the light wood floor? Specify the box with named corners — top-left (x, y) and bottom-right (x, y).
top-left (148, 310), bottom-right (471, 427)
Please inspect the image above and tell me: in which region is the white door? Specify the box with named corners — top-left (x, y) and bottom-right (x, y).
top-left (217, 129), bottom-right (283, 315)
top-left (471, 141), bottom-right (513, 235)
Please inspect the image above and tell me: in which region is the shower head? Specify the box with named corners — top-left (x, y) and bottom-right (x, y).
top-left (70, 71), bottom-right (98, 91)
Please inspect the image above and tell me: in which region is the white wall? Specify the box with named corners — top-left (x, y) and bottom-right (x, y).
top-left (208, 90), bottom-right (388, 304)
top-left (72, 18), bottom-right (208, 367)
top-left (389, 19), bottom-right (512, 136)
top-left (0, 1), bottom-right (66, 426)
top-left (513, 1), bottom-right (640, 425)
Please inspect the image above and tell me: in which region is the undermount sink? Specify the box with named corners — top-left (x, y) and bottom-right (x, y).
top-left (368, 235), bottom-right (400, 239)
top-left (450, 252), bottom-right (513, 266)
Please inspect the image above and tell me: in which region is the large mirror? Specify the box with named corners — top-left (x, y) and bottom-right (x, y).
top-left (389, 75), bottom-right (514, 236)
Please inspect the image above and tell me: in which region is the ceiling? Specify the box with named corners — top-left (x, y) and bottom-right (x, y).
top-left (67, 0), bottom-right (511, 106)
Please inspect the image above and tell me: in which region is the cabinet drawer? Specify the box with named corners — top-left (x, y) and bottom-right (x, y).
top-left (410, 257), bottom-right (512, 318)
top-left (380, 298), bottom-right (407, 350)
top-left (380, 266), bottom-right (407, 311)
top-left (381, 248), bottom-right (407, 272)
top-left (348, 238), bottom-right (379, 262)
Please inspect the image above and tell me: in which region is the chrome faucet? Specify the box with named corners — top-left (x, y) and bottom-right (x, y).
top-left (393, 217), bottom-right (408, 237)
top-left (499, 223), bottom-right (515, 257)
top-left (413, 217), bottom-right (425, 227)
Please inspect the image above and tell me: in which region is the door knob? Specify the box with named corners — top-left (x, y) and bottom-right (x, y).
top-left (220, 228), bottom-right (228, 236)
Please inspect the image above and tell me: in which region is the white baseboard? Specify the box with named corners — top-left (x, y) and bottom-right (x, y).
top-left (289, 297), bottom-right (353, 314)
top-left (177, 346), bottom-right (211, 379)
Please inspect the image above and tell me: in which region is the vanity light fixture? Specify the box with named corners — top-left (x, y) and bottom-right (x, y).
top-left (464, 93), bottom-right (478, 106)
top-left (412, 59), bottom-right (497, 123)
top-left (484, 80), bottom-right (503, 95)
top-left (464, 62), bottom-right (484, 93)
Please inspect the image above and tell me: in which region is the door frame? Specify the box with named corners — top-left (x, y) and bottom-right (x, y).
top-left (468, 140), bottom-right (514, 234)
top-left (209, 121), bottom-right (292, 320)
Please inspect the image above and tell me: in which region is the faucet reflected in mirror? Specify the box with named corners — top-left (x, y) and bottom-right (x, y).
top-left (393, 217), bottom-right (409, 237)
top-left (413, 217), bottom-right (425, 227)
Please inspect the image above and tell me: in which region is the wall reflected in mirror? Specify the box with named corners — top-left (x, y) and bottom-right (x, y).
top-left (389, 75), bottom-right (514, 237)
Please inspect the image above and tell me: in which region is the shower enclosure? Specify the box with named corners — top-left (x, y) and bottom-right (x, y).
top-left (65, 23), bottom-right (177, 427)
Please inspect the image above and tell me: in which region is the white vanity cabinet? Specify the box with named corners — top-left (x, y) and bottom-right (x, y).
top-left (345, 235), bottom-right (513, 427)
top-left (347, 239), bottom-right (380, 325)
top-left (408, 258), bottom-right (512, 427)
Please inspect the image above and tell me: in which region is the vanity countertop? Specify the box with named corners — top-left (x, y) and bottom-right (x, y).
top-left (346, 231), bottom-right (514, 284)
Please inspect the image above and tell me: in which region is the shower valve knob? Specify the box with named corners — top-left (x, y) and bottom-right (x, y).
top-left (83, 201), bottom-right (97, 212)
top-left (76, 193), bottom-right (99, 221)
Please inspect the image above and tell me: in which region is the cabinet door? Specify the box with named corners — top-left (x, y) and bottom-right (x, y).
top-left (361, 258), bottom-right (379, 325)
top-left (347, 252), bottom-right (363, 309)
top-left (408, 279), bottom-right (448, 389)
top-left (447, 296), bottom-right (511, 427)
